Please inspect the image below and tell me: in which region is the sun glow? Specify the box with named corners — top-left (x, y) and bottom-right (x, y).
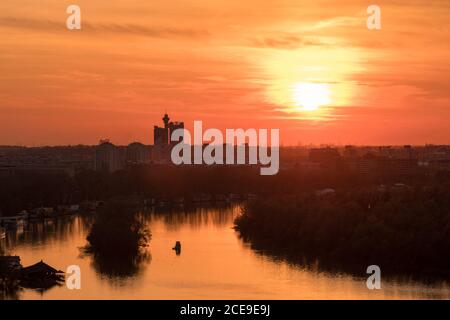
top-left (292, 82), bottom-right (331, 111)
top-left (260, 47), bottom-right (361, 119)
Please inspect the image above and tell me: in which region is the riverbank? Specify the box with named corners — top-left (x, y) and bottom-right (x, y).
top-left (234, 183), bottom-right (450, 278)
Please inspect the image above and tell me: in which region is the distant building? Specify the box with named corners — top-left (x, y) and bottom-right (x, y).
top-left (169, 121), bottom-right (184, 145)
top-left (153, 113), bottom-right (184, 163)
top-left (359, 153), bottom-right (378, 175)
top-left (403, 145), bottom-right (413, 159)
top-left (378, 146), bottom-right (393, 158)
top-left (428, 159), bottom-right (450, 170)
top-left (154, 113), bottom-right (170, 145)
top-left (343, 145), bottom-right (358, 159)
top-left (0, 145), bottom-right (94, 176)
top-left (95, 140), bottom-right (123, 172)
top-left (371, 157), bottom-right (418, 176)
top-left (0, 164), bottom-right (76, 177)
top-left (154, 113), bottom-right (185, 146)
top-left (126, 142), bottom-right (151, 165)
top-left (309, 147), bottom-right (341, 170)
top-left (309, 147), bottom-right (340, 162)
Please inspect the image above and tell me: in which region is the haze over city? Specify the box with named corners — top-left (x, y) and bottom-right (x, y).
top-left (0, 0), bottom-right (449, 146)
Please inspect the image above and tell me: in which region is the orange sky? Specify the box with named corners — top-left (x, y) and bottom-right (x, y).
top-left (0, 0), bottom-right (449, 146)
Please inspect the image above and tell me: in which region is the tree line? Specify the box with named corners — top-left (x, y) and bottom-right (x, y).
top-left (234, 172), bottom-right (450, 277)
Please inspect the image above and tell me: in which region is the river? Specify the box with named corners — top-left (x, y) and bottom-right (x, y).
top-left (1, 204), bottom-right (449, 300)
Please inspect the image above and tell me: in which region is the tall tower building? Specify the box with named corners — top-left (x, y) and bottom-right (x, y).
top-left (163, 113), bottom-right (170, 129)
top-left (153, 113), bottom-right (184, 163)
top-left (169, 121), bottom-right (184, 144)
top-left (153, 126), bottom-right (168, 146)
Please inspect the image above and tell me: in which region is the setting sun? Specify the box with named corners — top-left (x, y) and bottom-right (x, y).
top-left (292, 82), bottom-right (331, 111)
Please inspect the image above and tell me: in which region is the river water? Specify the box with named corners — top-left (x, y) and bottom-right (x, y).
top-left (1, 204), bottom-right (449, 300)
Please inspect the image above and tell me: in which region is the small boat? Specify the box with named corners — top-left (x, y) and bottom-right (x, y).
top-left (172, 241), bottom-right (181, 254)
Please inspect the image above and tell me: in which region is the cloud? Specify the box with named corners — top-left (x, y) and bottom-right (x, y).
top-left (308, 16), bottom-right (363, 31)
top-left (0, 16), bottom-right (209, 39)
top-left (247, 34), bottom-right (327, 50)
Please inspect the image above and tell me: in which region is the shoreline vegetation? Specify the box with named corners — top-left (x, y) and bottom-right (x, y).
top-left (1, 165), bottom-right (450, 280)
top-left (83, 199), bottom-right (151, 277)
top-left (234, 181), bottom-right (450, 278)
top-left (0, 164), bottom-right (441, 217)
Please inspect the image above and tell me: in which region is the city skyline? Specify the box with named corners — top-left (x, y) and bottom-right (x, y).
top-left (0, 1), bottom-right (449, 146)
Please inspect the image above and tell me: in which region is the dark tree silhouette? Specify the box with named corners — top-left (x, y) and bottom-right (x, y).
top-left (84, 199), bottom-right (150, 278)
top-left (235, 180), bottom-right (450, 277)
